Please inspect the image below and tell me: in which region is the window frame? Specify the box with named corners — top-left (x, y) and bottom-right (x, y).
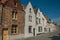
top-left (38, 26), bottom-right (42, 32)
top-left (29, 15), bottom-right (32, 22)
top-left (11, 25), bottom-right (18, 34)
top-left (29, 26), bottom-right (32, 33)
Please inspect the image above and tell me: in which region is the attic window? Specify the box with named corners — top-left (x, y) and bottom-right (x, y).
top-left (29, 8), bottom-right (32, 13)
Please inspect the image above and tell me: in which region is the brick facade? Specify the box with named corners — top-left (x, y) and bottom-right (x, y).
top-left (0, 0), bottom-right (25, 35)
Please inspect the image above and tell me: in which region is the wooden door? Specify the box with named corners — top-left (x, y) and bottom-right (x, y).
top-left (2, 28), bottom-right (8, 40)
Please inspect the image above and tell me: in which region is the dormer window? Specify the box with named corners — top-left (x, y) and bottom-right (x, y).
top-left (12, 11), bottom-right (17, 20)
top-left (29, 8), bottom-right (32, 13)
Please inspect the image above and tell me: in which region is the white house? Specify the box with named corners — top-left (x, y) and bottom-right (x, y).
top-left (24, 2), bottom-right (36, 38)
top-left (35, 9), bottom-right (44, 35)
top-left (49, 22), bottom-right (57, 32)
top-left (40, 12), bottom-right (48, 33)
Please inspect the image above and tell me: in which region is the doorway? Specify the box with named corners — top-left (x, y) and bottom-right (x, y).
top-left (2, 28), bottom-right (8, 40)
top-left (33, 28), bottom-right (35, 36)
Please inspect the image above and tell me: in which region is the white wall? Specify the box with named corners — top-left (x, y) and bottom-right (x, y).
top-left (24, 2), bottom-right (36, 38)
top-left (40, 11), bottom-right (47, 33)
top-left (36, 9), bottom-right (44, 34)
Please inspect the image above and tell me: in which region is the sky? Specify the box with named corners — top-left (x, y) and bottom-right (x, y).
top-left (19, 0), bottom-right (60, 25)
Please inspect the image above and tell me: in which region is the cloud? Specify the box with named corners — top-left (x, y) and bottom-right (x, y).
top-left (53, 17), bottom-right (60, 25)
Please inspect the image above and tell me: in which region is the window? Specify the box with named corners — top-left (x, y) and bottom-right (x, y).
top-left (14, 0), bottom-right (17, 7)
top-left (44, 28), bottom-right (47, 32)
top-left (29, 8), bottom-right (32, 13)
top-left (12, 11), bottom-right (17, 19)
top-left (11, 25), bottom-right (18, 34)
top-left (39, 19), bottom-right (41, 24)
top-left (38, 26), bottom-right (42, 32)
top-left (29, 15), bottom-right (32, 22)
top-left (42, 18), bottom-right (44, 25)
top-left (36, 17), bottom-right (38, 25)
top-left (29, 26), bottom-right (32, 33)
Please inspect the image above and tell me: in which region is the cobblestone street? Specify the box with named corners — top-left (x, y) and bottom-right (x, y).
top-left (0, 31), bottom-right (60, 40)
top-left (20, 31), bottom-right (60, 40)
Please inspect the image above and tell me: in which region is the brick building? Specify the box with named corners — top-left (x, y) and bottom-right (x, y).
top-left (0, 0), bottom-right (25, 40)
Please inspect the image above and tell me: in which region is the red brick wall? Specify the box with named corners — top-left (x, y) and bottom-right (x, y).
top-left (2, 6), bottom-right (25, 35)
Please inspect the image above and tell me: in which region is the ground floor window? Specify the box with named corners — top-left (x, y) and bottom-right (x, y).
top-left (29, 26), bottom-right (32, 33)
top-left (44, 28), bottom-right (47, 32)
top-left (11, 25), bottom-right (18, 34)
top-left (38, 26), bottom-right (42, 32)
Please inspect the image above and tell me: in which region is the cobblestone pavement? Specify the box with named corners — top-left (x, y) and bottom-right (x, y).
top-left (20, 31), bottom-right (60, 40)
top-left (0, 31), bottom-right (60, 40)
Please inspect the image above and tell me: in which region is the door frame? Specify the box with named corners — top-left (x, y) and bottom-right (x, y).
top-left (2, 28), bottom-right (8, 40)
top-left (33, 28), bottom-right (35, 36)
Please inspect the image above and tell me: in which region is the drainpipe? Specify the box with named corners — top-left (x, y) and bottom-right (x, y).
top-left (2, 3), bottom-right (5, 40)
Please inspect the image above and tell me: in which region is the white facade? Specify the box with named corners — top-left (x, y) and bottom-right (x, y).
top-left (24, 2), bottom-right (36, 38)
top-left (49, 23), bottom-right (56, 32)
top-left (40, 12), bottom-right (48, 33)
top-left (24, 2), bottom-right (56, 38)
top-left (36, 9), bottom-right (44, 34)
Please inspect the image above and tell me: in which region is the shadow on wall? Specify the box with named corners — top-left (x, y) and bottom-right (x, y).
top-left (50, 33), bottom-right (60, 40)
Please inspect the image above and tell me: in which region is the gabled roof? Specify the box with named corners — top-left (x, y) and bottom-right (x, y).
top-left (33, 8), bottom-right (38, 14)
top-left (44, 14), bottom-right (51, 23)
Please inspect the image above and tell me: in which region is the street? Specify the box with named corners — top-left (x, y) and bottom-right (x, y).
top-left (20, 31), bottom-right (60, 40)
top-left (0, 31), bottom-right (60, 40)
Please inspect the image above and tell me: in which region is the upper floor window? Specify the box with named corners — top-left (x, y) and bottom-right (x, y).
top-left (42, 18), bottom-right (44, 25)
top-left (11, 25), bottom-right (18, 34)
top-left (29, 8), bottom-right (32, 13)
top-left (29, 26), bottom-right (32, 33)
top-left (12, 11), bottom-right (17, 20)
top-left (39, 19), bottom-right (41, 24)
top-left (29, 15), bottom-right (32, 22)
top-left (36, 17), bottom-right (38, 25)
top-left (14, 1), bottom-right (17, 7)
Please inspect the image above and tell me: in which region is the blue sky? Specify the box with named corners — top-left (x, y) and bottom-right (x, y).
top-left (19, 0), bottom-right (60, 25)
